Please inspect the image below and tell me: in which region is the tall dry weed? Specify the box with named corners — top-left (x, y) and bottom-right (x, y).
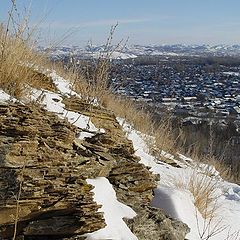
top-left (0, 1), bottom-right (50, 99)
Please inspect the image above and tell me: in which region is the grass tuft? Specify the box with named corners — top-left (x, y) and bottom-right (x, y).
top-left (0, 3), bottom-right (50, 99)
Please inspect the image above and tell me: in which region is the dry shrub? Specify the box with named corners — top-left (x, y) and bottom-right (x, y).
top-left (55, 24), bottom-right (234, 185)
top-left (70, 24), bottom-right (122, 102)
top-left (207, 156), bottom-right (240, 185)
top-left (74, 74), bottom-right (178, 155)
top-left (189, 172), bottom-right (219, 219)
top-left (182, 141), bottom-right (239, 184)
top-left (102, 94), bottom-right (177, 154)
top-left (0, 26), bottom-right (47, 98)
top-left (0, 3), bottom-right (50, 99)
top-left (170, 168), bottom-right (220, 220)
top-left (103, 95), bottom-right (153, 132)
top-left (67, 26), bottom-right (177, 155)
top-left (151, 115), bottom-right (178, 156)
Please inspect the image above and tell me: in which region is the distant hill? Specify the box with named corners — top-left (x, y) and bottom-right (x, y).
top-left (40, 44), bottom-right (240, 60)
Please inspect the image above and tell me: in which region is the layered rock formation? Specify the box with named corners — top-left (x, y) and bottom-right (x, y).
top-left (0, 94), bottom-right (189, 239)
top-left (64, 96), bottom-right (190, 240)
top-left (0, 104), bottom-right (105, 239)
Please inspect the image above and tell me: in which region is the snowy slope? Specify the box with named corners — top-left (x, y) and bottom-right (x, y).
top-left (90, 51), bottom-right (137, 60)
top-left (85, 178), bottom-right (137, 240)
top-left (119, 119), bottom-right (240, 240)
top-left (0, 89), bottom-right (17, 103)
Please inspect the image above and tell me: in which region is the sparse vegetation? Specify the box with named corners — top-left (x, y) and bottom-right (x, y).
top-left (0, 3), bottom-right (232, 188)
top-left (168, 166), bottom-right (240, 240)
top-left (0, 2), bottom-right (239, 240)
top-left (0, 22), bottom-right (48, 98)
top-left (0, 0), bottom-right (60, 99)
top-left (169, 166), bottom-right (220, 219)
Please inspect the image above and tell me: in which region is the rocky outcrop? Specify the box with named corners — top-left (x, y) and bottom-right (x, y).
top-left (64, 96), bottom-right (190, 240)
top-left (0, 94), bottom-right (189, 239)
top-left (64, 97), bottom-right (159, 206)
top-left (125, 206), bottom-right (189, 240)
top-left (0, 104), bottom-right (105, 239)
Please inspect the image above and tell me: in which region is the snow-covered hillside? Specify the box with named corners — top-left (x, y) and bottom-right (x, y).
top-left (120, 121), bottom-right (240, 240)
top-left (0, 71), bottom-right (239, 240)
top-left (40, 44), bottom-right (240, 60)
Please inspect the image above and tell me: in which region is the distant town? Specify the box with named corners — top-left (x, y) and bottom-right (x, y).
top-left (43, 44), bottom-right (240, 172)
top-left (110, 56), bottom-right (240, 121)
top-left (45, 44), bottom-right (240, 122)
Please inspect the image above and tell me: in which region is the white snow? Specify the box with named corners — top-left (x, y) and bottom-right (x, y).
top-left (223, 71), bottom-right (240, 76)
top-left (29, 71), bottom-right (105, 138)
top-left (0, 89), bottom-right (17, 103)
top-left (85, 177), bottom-right (138, 240)
top-left (1, 72), bottom-right (137, 240)
top-left (152, 186), bottom-right (204, 240)
top-left (90, 51), bottom-right (137, 60)
top-left (119, 119), bottom-right (240, 240)
top-left (30, 89), bottom-right (100, 133)
top-left (109, 51), bottom-right (137, 60)
top-left (37, 73), bottom-right (137, 239)
top-left (49, 71), bottom-right (81, 97)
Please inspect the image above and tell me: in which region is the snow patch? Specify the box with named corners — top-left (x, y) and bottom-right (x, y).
top-left (34, 90), bottom-right (95, 130)
top-left (223, 71), bottom-right (240, 76)
top-left (49, 71), bottom-right (81, 97)
top-left (85, 177), bottom-right (138, 240)
top-left (118, 118), bottom-right (240, 240)
top-left (0, 89), bottom-right (17, 103)
top-left (30, 88), bottom-right (104, 138)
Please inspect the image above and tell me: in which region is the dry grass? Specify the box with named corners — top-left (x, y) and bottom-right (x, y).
top-left (170, 168), bottom-right (220, 220)
top-left (168, 169), bottom-right (237, 239)
top-left (0, 24), bottom-right (50, 98)
top-left (51, 21), bottom-right (236, 187)
top-left (202, 152), bottom-right (240, 185)
top-left (0, 0), bottom-right (57, 100)
top-left (73, 76), bottom-right (178, 155)
top-left (1, 0), bottom-right (233, 190)
top-left (1, 3), bottom-right (236, 186)
top-left (1, 2), bottom-right (237, 240)
top-left (44, 23), bottom-right (176, 155)
top-left (189, 172), bottom-right (219, 219)
top-left (0, 1), bottom-right (178, 158)
top-left (182, 141), bottom-right (239, 184)
top-left (105, 96), bottom-right (178, 155)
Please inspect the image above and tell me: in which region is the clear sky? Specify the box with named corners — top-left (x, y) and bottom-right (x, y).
top-left (1, 0), bottom-right (240, 46)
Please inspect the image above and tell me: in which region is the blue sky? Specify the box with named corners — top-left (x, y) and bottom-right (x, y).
top-left (1, 0), bottom-right (240, 46)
